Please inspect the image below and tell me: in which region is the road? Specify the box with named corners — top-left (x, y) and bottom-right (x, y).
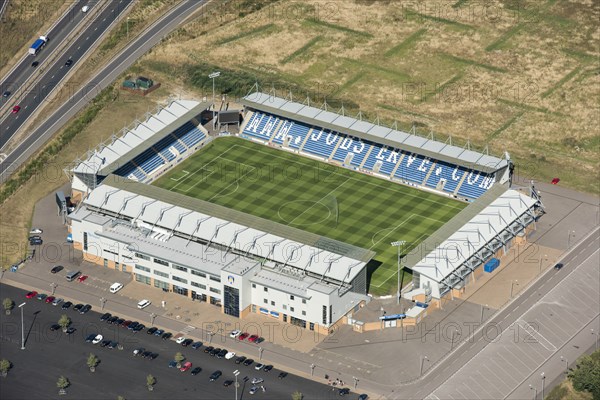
top-left (0, 0), bottom-right (206, 184)
top-left (0, 284), bottom-right (343, 400)
top-left (0, 0), bottom-right (132, 151)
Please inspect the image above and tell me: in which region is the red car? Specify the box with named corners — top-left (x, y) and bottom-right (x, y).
top-left (12, 105), bottom-right (20, 114)
top-left (180, 361), bottom-right (192, 372)
top-left (25, 291), bottom-right (38, 299)
top-left (78, 275), bottom-right (88, 283)
top-left (45, 296), bottom-right (55, 304)
top-left (248, 335), bottom-right (259, 343)
top-left (238, 332), bottom-right (249, 341)
top-left (551, 177), bottom-right (560, 185)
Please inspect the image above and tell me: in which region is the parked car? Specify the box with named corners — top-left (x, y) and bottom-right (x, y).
top-left (29, 228), bottom-right (43, 234)
top-left (255, 337), bottom-right (265, 344)
top-left (243, 359), bottom-right (254, 367)
top-left (204, 346), bottom-right (214, 354)
top-left (36, 293), bottom-right (47, 301)
top-left (278, 372), bottom-right (288, 379)
top-left (121, 320), bottom-right (132, 328)
top-left (191, 341), bottom-right (203, 350)
top-left (225, 351), bottom-right (236, 360)
top-left (50, 265), bottom-right (63, 274)
top-left (133, 348), bottom-right (145, 356)
top-left (107, 316), bottom-right (118, 324)
top-left (149, 353), bottom-right (158, 360)
top-left (61, 301), bottom-right (72, 310)
top-left (238, 332), bottom-right (249, 341)
top-left (147, 327), bottom-right (158, 335)
top-left (80, 304), bottom-right (92, 314)
top-left (209, 370), bottom-right (222, 381)
top-left (209, 348), bottom-right (221, 356)
top-left (249, 386), bottom-right (258, 395)
top-left (73, 303), bottom-right (84, 312)
top-left (168, 360), bottom-right (178, 368)
top-left (358, 394), bottom-right (369, 400)
top-left (100, 340), bottom-right (110, 347)
top-left (133, 324), bottom-right (145, 332)
top-left (85, 333), bottom-right (96, 342)
top-left (180, 361), bottom-right (192, 372)
top-left (77, 275), bottom-right (88, 283)
top-left (45, 296), bottom-right (55, 304)
top-left (25, 291), bottom-right (37, 299)
top-left (551, 177), bottom-right (560, 185)
top-left (50, 324), bottom-right (61, 331)
top-left (263, 365), bottom-right (273, 372)
top-left (339, 388), bottom-right (350, 396)
top-left (555, 263), bottom-right (564, 270)
top-left (154, 329), bottom-right (164, 336)
top-left (223, 380), bottom-right (233, 387)
top-left (216, 349), bottom-right (228, 358)
top-left (161, 332), bottom-right (172, 340)
top-left (176, 336), bottom-right (187, 344)
top-left (235, 356), bottom-right (247, 364)
top-left (181, 338), bottom-right (194, 347)
top-left (100, 313), bottom-right (111, 321)
top-left (65, 327), bottom-right (76, 335)
top-left (92, 335), bottom-right (103, 344)
top-left (128, 322), bottom-right (139, 330)
top-left (52, 298), bottom-right (63, 306)
top-left (191, 367), bottom-right (202, 376)
top-left (251, 377), bottom-right (264, 385)
top-left (229, 329), bottom-right (241, 338)
top-left (29, 238), bottom-right (42, 245)
top-left (248, 335), bottom-right (259, 343)
top-left (115, 318), bottom-right (125, 326)
top-left (141, 351), bottom-right (152, 358)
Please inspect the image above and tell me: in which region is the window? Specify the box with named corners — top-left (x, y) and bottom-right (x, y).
top-left (322, 305), bottom-right (327, 325)
top-left (309, 322), bottom-right (315, 331)
top-left (252, 283), bottom-right (256, 288)
top-left (121, 264), bottom-right (127, 272)
top-left (271, 301), bottom-right (275, 306)
top-left (209, 287), bottom-right (221, 294)
top-left (264, 299), bottom-right (268, 304)
top-left (154, 270), bottom-right (168, 278)
top-left (302, 299), bottom-right (306, 304)
top-left (135, 252), bottom-right (150, 261)
top-left (154, 279), bottom-right (169, 290)
top-left (103, 258), bottom-right (108, 268)
top-left (104, 249), bottom-right (118, 256)
top-left (135, 274), bottom-right (150, 285)
top-left (191, 270), bottom-right (206, 278)
top-left (290, 295), bottom-right (295, 300)
top-left (135, 264), bottom-right (150, 273)
top-left (329, 305), bottom-right (333, 325)
top-left (191, 281), bottom-right (206, 290)
top-left (209, 275), bottom-right (221, 283)
top-left (290, 307), bottom-right (295, 312)
top-left (283, 304), bottom-right (287, 310)
top-left (172, 275), bottom-right (187, 284)
top-left (83, 232), bottom-right (88, 251)
top-left (154, 257), bottom-right (169, 266)
top-left (264, 287), bottom-right (268, 292)
top-left (173, 264), bottom-right (188, 272)
top-left (302, 311), bottom-right (306, 316)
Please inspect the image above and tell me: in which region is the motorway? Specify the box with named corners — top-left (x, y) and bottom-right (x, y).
top-left (0, 0), bottom-right (206, 184)
top-left (0, 284), bottom-right (341, 400)
top-left (0, 0), bottom-right (132, 151)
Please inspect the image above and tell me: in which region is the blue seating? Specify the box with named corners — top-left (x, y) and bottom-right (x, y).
top-left (242, 112), bottom-right (280, 141)
top-left (170, 136), bottom-right (187, 154)
top-left (361, 145), bottom-right (400, 176)
top-left (301, 128), bottom-right (341, 158)
top-left (425, 160), bottom-right (466, 193)
top-left (178, 127), bottom-right (205, 148)
top-left (152, 134), bottom-right (178, 161)
top-left (115, 162), bottom-right (145, 181)
top-left (332, 136), bottom-right (371, 167)
top-left (394, 152), bottom-right (431, 184)
top-left (271, 119), bottom-right (311, 149)
top-left (134, 148), bottom-right (165, 174)
top-left (457, 171), bottom-right (495, 198)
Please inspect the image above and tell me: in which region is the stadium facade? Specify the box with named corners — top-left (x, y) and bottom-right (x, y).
top-left (66, 93), bottom-right (542, 333)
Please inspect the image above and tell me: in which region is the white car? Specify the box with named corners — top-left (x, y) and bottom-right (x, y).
top-left (229, 330), bottom-right (241, 338)
top-left (225, 351), bottom-right (236, 360)
top-left (249, 386), bottom-right (258, 395)
top-left (92, 334), bottom-right (103, 344)
top-left (251, 377), bottom-right (264, 385)
top-left (175, 336), bottom-right (186, 344)
top-left (81, 5), bottom-right (89, 12)
top-left (29, 228), bottom-right (43, 234)
top-left (254, 363), bottom-right (264, 371)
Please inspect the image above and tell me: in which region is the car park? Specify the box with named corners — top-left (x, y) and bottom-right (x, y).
top-left (243, 359), bottom-right (254, 366)
top-left (29, 228), bottom-right (43, 234)
top-left (65, 327), bottom-right (76, 335)
top-left (45, 296), bottom-right (55, 304)
top-left (50, 324), bottom-right (61, 331)
top-left (73, 303), bottom-right (84, 312)
top-left (209, 370), bottom-right (222, 381)
top-left (100, 313), bottom-right (111, 321)
top-left (251, 377), bottom-right (264, 385)
top-left (278, 372), bottom-right (287, 379)
top-left (154, 329), bottom-right (164, 336)
top-left (181, 338), bottom-right (194, 347)
top-left (52, 298), bottom-right (63, 306)
top-left (229, 329), bottom-right (241, 338)
top-left (92, 335), bottom-right (103, 344)
top-left (263, 365), bottom-right (273, 372)
top-left (249, 386), bottom-right (258, 395)
top-left (133, 348), bottom-right (145, 356)
top-left (216, 349), bottom-right (228, 359)
top-left (161, 332), bottom-right (172, 340)
top-left (50, 265), bottom-right (63, 274)
top-left (238, 332), bottom-right (249, 341)
top-left (555, 263), bottom-right (564, 270)
top-left (61, 301), bottom-right (72, 310)
top-left (223, 380), bottom-right (233, 387)
top-left (235, 356), bottom-right (246, 364)
top-left (339, 388), bottom-right (350, 396)
top-left (80, 304), bottom-right (92, 314)
top-left (147, 327), bottom-right (158, 335)
top-left (225, 351), bottom-right (236, 359)
top-left (209, 348), bottom-right (221, 356)
top-left (191, 367), bottom-right (202, 375)
top-left (25, 291), bottom-right (37, 299)
top-left (115, 318), bottom-right (125, 325)
top-left (191, 341), bottom-right (203, 350)
top-left (36, 293), bottom-right (47, 301)
top-left (180, 361), bottom-right (192, 372)
top-left (204, 346), bottom-right (214, 354)
top-left (77, 275), bottom-right (88, 283)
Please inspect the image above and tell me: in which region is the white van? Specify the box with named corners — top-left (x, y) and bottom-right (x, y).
top-left (137, 299), bottom-right (151, 309)
top-left (109, 282), bottom-right (123, 293)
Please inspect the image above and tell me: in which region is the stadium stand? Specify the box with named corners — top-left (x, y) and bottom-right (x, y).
top-left (271, 119), bottom-right (310, 149)
top-left (172, 121), bottom-right (206, 148)
top-left (134, 148), bottom-right (165, 174)
top-left (332, 136), bottom-right (371, 167)
top-left (242, 112), bottom-right (280, 142)
top-left (114, 162), bottom-right (146, 182)
top-left (302, 128), bottom-right (342, 158)
top-left (425, 160), bottom-right (466, 193)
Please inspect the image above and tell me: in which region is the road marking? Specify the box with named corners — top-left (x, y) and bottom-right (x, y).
top-left (516, 319), bottom-right (557, 351)
top-left (77, 46), bottom-right (81, 50)
top-left (51, 75), bottom-right (55, 79)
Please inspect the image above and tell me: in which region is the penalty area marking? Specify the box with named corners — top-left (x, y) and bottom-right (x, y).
top-left (170, 170), bottom-right (190, 182)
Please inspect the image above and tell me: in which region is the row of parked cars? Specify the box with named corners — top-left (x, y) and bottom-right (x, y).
top-left (229, 329), bottom-right (265, 343)
top-left (25, 290), bottom-right (92, 314)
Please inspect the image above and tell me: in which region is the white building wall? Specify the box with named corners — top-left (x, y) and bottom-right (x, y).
top-left (250, 285), bottom-right (313, 323)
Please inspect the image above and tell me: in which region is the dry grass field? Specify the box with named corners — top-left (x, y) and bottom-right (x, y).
top-left (133, 0), bottom-right (599, 194)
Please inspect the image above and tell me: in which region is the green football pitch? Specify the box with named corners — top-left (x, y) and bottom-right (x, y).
top-left (153, 136), bottom-right (466, 295)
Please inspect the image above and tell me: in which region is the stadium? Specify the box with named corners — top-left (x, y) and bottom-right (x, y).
top-left (65, 91), bottom-right (543, 334)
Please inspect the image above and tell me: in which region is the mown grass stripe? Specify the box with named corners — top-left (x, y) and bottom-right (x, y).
top-left (497, 98), bottom-right (565, 117)
top-left (216, 23), bottom-right (276, 45)
top-left (281, 36), bottom-right (322, 64)
top-left (440, 53), bottom-right (507, 73)
top-left (420, 74), bottom-right (463, 103)
top-left (384, 28), bottom-right (427, 58)
top-left (485, 24), bottom-right (524, 52)
top-left (541, 66), bottom-right (582, 98)
top-left (342, 58), bottom-right (411, 81)
top-left (487, 111), bottom-right (525, 140)
top-left (405, 10), bottom-right (474, 30)
top-left (561, 48), bottom-right (596, 63)
top-left (303, 18), bottom-right (373, 38)
top-left (452, 0), bottom-right (469, 8)
top-left (331, 71), bottom-right (368, 96)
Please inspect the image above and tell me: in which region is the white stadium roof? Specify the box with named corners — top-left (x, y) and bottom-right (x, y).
top-left (411, 189), bottom-right (537, 283)
top-left (82, 182), bottom-right (371, 284)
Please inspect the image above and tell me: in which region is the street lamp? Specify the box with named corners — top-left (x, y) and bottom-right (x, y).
top-left (150, 313), bottom-right (157, 326)
top-left (126, 17), bottom-right (130, 40)
top-left (100, 297), bottom-right (106, 310)
top-left (511, 280), bottom-right (519, 298)
top-left (450, 329), bottom-right (456, 351)
top-left (480, 304), bottom-right (488, 324)
top-left (567, 230), bottom-right (575, 248)
top-left (310, 363), bottom-right (315, 376)
top-left (419, 355), bottom-right (429, 377)
top-left (353, 376), bottom-right (359, 389)
top-left (391, 240), bottom-right (406, 305)
top-left (258, 347), bottom-right (263, 360)
top-left (50, 282), bottom-right (57, 295)
top-left (561, 356), bottom-right (568, 374)
top-left (233, 369), bottom-right (240, 400)
top-left (529, 384), bottom-right (537, 400)
top-left (541, 372), bottom-right (545, 399)
top-left (18, 302), bottom-right (26, 350)
top-left (208, 71), bottom-right (221, 104)
top-left (592, 329), bottom-right (599, 352)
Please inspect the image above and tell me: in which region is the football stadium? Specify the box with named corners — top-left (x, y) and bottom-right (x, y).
top-left (66, 92), bottom-right (543, 334)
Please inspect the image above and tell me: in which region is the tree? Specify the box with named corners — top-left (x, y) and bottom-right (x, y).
top-left (117, 396), bottom-right (126, 400)
top-left (0, 359), bottom-right (11, 377)
top-left (146, 374), bottom-right (156, 391)
top-left (2, 298), bottom-right (13, 315)
top-left (174, 352), bottom-right (185, 367)
top-left (57, 376), bottom-right (69, 395)
top-left (292, 391), bottom-right (303, 400)
top-left (568, 350), bottom-right (600, 399)
top-left (58, 315), bottom-right (70, 332)
top-left (87, 353), bottom-right (99, 372)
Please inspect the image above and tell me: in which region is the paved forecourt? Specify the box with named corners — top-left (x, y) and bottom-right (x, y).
top-left (153, 136), bottom-right (465, 295)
